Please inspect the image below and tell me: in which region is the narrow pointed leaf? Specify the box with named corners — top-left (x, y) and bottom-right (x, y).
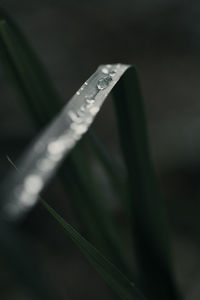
top-left (0, 10), bottom-right (180, 300)
top-left (0, 9), bottom-right (61, 124)
top-left (63, 146), bottom-right (132, 277)
top-left (0, 62), bottom-right (130, 221)
top-left (40, 198), bottom-right (146, 300)
top-left (0, 58), bottom-right (133, 278)
top-left (113, 67), bottom-right (181, 300)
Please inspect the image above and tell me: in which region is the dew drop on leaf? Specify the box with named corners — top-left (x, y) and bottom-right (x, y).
top-left (102, 67), bottom-right (109, 74)
top-left (24, 175), bottom-right (43, 194)
top-left (97, 76), bottom-right (112, 90)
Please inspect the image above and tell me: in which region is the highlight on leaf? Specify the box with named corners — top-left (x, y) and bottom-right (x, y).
top-left (0, 62), bottom-right (129, 221)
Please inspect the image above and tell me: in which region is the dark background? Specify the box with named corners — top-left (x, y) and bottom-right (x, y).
top-left (1, 1), bottom-right (200, 299)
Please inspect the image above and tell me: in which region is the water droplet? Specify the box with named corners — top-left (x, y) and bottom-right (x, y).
top-left (85, 95), bottom-right (95, 105)
top-left (109, 70), bottom-right (116, 77)
top-left (70, 122), bottom-right (87, 134)
top-left (85, 116), bottom-right (93, 124)
top-left (24, 175), bottom-right (43, 194)
top-left (80, 104), bottom-right (86, 112)
top-left (76, 82), bottom-right (87, 95)
top-left (68, 110), bottom-right (82, 123)
top-left (86, 100), bottom-right (94, 106)
top-left (97, 76), bottom-right (112, 90)
top-left (20, 190), bottom-right (35, 206)
top-left (37, 158), bottom-right (55, 171)
top-left (90, 106), bottom-right (100, 115)
top-left (102, 67), bottom-right (109, 74)
top-left (76, 110), bottom-right (84, 117)
top-left (48, 139), bottom-right (66, 155)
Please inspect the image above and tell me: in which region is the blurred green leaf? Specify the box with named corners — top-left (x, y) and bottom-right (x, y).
top-left (113, 67), bottom-right (181, 300)
top-left (0, 7), bottom-right (181, 300)
top-left (0, 10), bottom-right (61, 124)
top-left (63, 145), bottom-right (132, 277)
top-left (40, 198), bottom-right (146, 300)
top-left (86, 131), bottom-right (129, 210)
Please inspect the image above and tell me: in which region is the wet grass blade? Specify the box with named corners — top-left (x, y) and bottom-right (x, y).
top-left (0, 9), bottom-right (180, 299)
top-left (0, 60), bottom-right (130, 224)
top-left (113, 67), bottom-right (181, 300)
top-left (0, 14), bottom-right (130, 275)
top-left (0, 9), bottom-right (125, 203)
top-left (40, 198), bottom-right (146, 300)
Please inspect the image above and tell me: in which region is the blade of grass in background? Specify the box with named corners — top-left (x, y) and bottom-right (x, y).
top-left (0, 7), bottom-right (180, 300)
top-left (87, 131), bottom-right (125, 192)
top-left (86, 131), bottom-right (129, 210)
top-left (63, 145), bottom-right (132, 277)
top-left (6, 156), bottom-right (142, 300)
top-left (0, 13), bottom-right (133, 277)
top-left (113, 67), bottom-right (181, 300)
top-left (40, 198), bottom-right (147, 300)
top-left (0, 10), bottom-right (61, 124)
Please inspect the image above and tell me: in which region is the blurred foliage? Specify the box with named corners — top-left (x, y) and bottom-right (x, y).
top-left (0, 6), bottom-right (182, 300)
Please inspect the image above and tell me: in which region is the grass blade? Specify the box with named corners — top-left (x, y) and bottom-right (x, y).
top-left (0, 44), bottom-right (130, 222)
top-left (0, 10), bottom-right (180, 299)
top-left (40, 198), bottom-right (146, 300)
top-left (0, 9), bottom-right (61, 124)
top-left (113, 67), bottom-right (180, 300)
top-left (86, 131), bottom-right (129, 208)
top-left (0, 15), bottom-right (131, 275)
top-left (0, 8), bottom-right (125, 199)
top-left (63, 145), bottom-right (132, 277)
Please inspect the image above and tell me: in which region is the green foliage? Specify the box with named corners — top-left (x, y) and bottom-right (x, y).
top-left (113, 69), bottom-right (180, 299)
top-left (40, 198), bottom-right (146, 300)
top-left (0, 6), bottom-right (181, 300)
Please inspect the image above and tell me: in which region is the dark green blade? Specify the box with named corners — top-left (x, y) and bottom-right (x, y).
top-left (63, 145), bottom-right (132, 277)
top-left (0, 9), bottom-right (61, 125)
top-left (113, 67), bottom-right (181, 300)
top-left (86, 131), bottom-right (129, 210)
top-left (40, 198), bottom-right (147, 300)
